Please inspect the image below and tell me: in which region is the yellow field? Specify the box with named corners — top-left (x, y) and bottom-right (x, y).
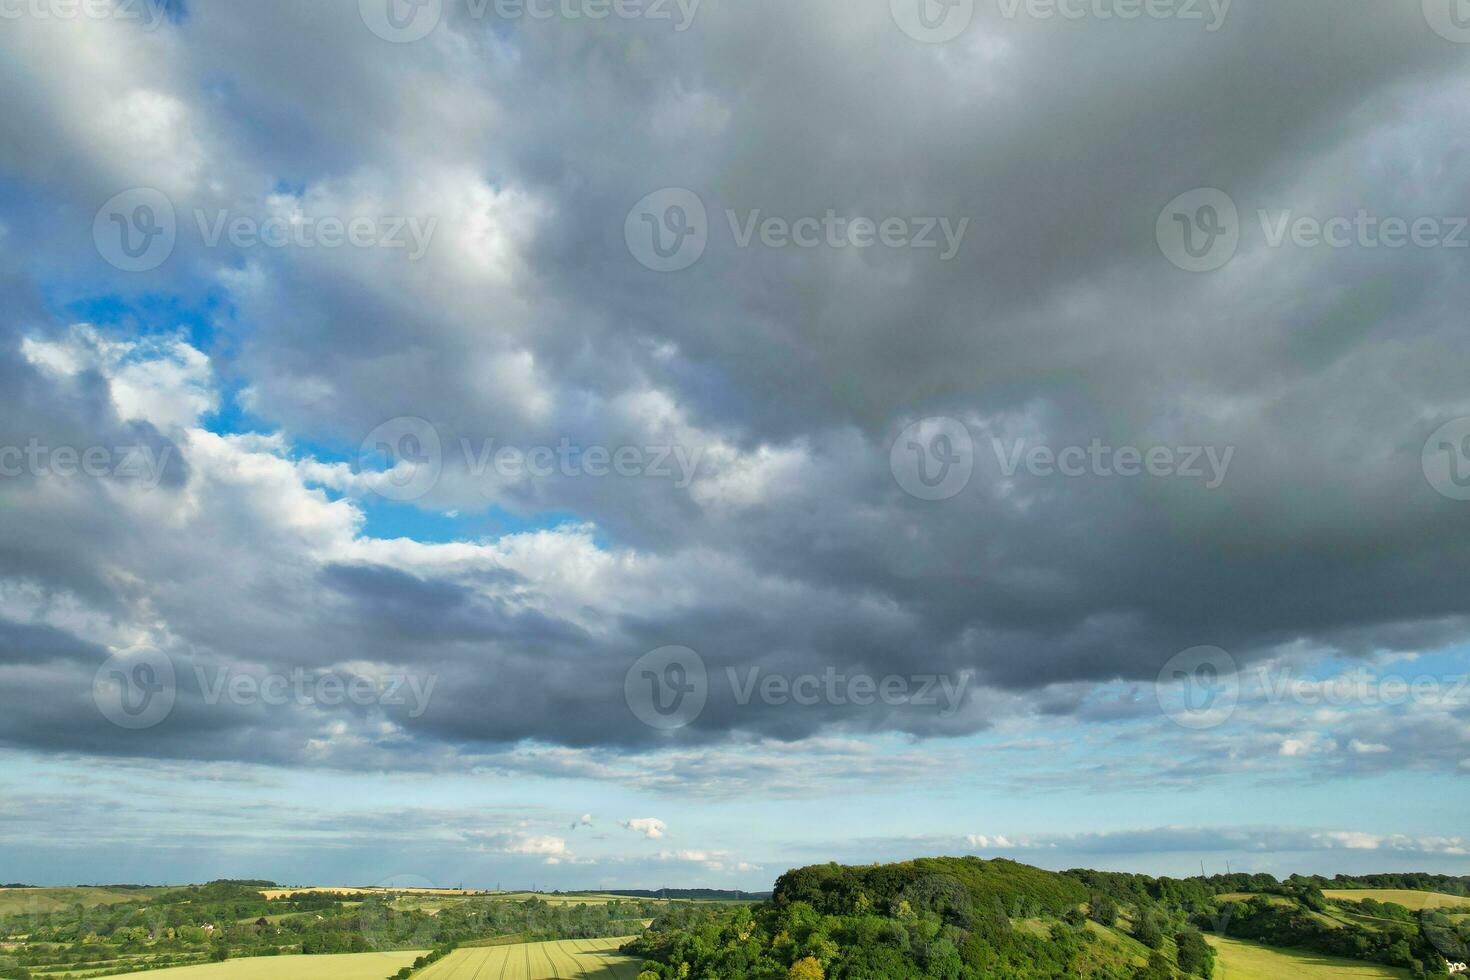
top-left (417, 937), bottom-right (641, 980)
top-left (260, 887), bottom-right (497, 900)
top-left (493, 893), bottom-right (639, 906)
top-left (1207, 936), bottom-right (1408, 979)
top-left (1323, 889), bottom-right (1470, 911)
top-left (92, 951), bottom-right (427, 979)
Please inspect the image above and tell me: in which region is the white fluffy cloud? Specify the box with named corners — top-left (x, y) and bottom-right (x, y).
top-left (623, 818), bottom-right (667, 840)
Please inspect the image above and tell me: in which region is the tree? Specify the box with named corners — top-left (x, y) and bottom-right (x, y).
top-left (1133, 914), bottom-right (1164, 949)
top-left (1089, 894), bottom-right (1119, 928)
top-left (1176, 929), bottom-right (1213, 977)
top-left (1134, 949), bottom-right (1173, 980)
top-left (788, 957), bottom-right (825, 980)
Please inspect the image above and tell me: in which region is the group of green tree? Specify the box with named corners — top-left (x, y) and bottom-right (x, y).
top-left (622, 857), bottom-right (1469, 980)
top-left (623, 857), bottom-right (1218, 979)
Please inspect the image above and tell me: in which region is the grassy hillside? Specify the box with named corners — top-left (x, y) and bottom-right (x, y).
top-left (1207, 935), bottom-right (1409, 979)
top-left (0, 887), bottom-right (170, 915)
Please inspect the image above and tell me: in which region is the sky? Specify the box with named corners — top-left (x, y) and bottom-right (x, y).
top-left (0, 0), bottom-right (1468, 891)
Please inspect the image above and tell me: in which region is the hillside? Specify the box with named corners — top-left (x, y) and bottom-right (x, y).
top-left (624, 858), bottom-right (1469, 980)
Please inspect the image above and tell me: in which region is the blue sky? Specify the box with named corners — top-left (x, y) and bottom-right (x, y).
top-left (0, 0), bottom-right (1468, 891)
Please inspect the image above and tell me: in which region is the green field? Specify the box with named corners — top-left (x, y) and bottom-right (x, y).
top-left (1206, 936), bottom-right (1409, 979)
top-left (0, 887), bottom-right (170, 915)
top-left (1213, 893), bottom-right (1293, 906)
top-left (1323, 889), bottom-right (1470, 911)
top-left (417, 937), bottom-right (640, 980)
top-left (91, 951), bottom-right (427, 979)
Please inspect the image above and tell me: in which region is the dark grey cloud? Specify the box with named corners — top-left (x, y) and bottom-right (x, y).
top-left (0, 0), bottom-right (1467, 773)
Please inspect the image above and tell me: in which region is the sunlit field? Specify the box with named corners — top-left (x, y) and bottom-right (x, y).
top-left (416, 937), bottom-right (640, 980)
top-left (92, 951), bottom-right (427, 979)
top-left (1206, 936), bottom-right (1409, 979)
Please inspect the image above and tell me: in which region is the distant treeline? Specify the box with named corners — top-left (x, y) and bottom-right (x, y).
top-left (1297, 873), bottom-right (1470, 896)
top-left (590, 889), bottom-right (771, 901)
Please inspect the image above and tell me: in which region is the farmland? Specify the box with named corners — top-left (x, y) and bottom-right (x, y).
top-left (416, 937), bottom-right (640, 980)
top-left (0, 881), bottom-right (671, 979)
top-left (1206, 935), bottom-right (1409, 979)
top-left (1323, 889), bottom-right (1470, 911)
top-left (90, 950), bottom-right (427, 979)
